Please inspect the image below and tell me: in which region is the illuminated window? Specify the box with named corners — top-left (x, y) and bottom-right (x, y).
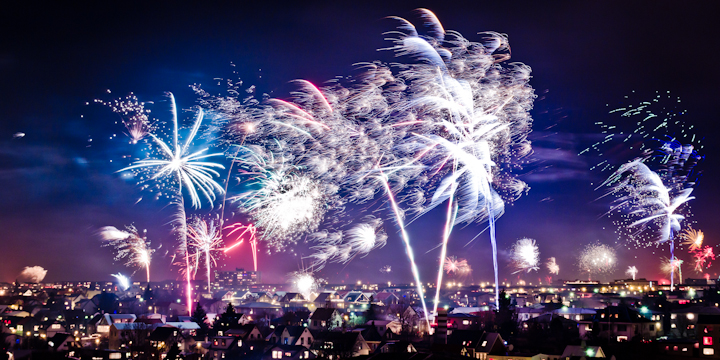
top-left (463, 320), bottom-right (470, 325)
top-left (704, 348), bottom-right (715, 355)
top-left (704, 337), bottom-right (713, 346)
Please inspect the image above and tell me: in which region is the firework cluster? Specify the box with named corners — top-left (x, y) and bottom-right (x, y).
top-left (578, 243), bottom-right (616, 280)
top-left (510, 238), bottom-right (540, 274)
top-left (105, 12), bottom-right (525, 321)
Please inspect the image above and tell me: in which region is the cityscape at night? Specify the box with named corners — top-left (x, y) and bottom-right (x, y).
top-left (1, 2), bottom-right (719, 359)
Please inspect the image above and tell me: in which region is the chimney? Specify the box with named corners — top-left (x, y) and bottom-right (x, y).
top-left (436, 308), bottom-right (448, 344)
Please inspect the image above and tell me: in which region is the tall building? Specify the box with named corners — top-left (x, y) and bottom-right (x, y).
top-left (214, 268), bottom-right (261, 289)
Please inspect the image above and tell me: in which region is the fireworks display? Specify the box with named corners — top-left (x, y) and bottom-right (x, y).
top-left (682, 228), bottom-right (704, 251)
top-left (661, 256), bottom-right (684, 284)
top-left (120, 93), bottom-right (225, 209)
top-left (289, 270), bottom-right (322, 301)
top-left (99, 226), bottom-right (154, 283)
top-left (115, 94), bottom-right (225, 315)
top-left (187, 218), bottom-right (224, 292)
top-left (95, 93), bottom-right (154, 144)
top-left (85, 7), bottom-right (717, 317)
top-left (112, 273), bottom-right (131, 291)
top-left (692, 246), bottom-right (715, 273)
top-left (19, 266), bottom-right (47, 283)
top-left (510, 238), bottom-right (540, 274)
top-left (578, 243), bottom-right (617, 280)
top-left (626, 266), bottom-right (638, 280)
top-left (546, 257), bottom-right (560, 275)
top-left (444, 256), bottom-right (472, 276)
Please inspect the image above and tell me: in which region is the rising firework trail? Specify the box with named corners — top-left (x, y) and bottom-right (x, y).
top-left (434, 194), bottom-right (458, 313)
top-left (118, 93), bottom-right (225, 315)
top-left (380, 172), bottom-right (430, 330)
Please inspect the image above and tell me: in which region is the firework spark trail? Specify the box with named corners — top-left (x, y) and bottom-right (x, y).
top-left (433, 192), bottom-right (458, 314)
top-left (510, 238), bottom-right (540, 274)
top-left (546, 257), bottom-right (560, 275)
top-left (578, 243), bottom-right (616, 281)
top-left (118, 93), bottom-right (225, 315)
top-left (99, 225), bottom-right (154, 283)
top-left (19, 266), bottom-right (47, 283)
top-left (626, 266), bottom-right (638, 280)
top-left (112, 273), bottom-right (131, 291)
top-left (380, 173), bottom-right (430, 330)
top-left (224, 222), bottom-right (258, 271)
top-left (187, 218), bottom-right (224, 292)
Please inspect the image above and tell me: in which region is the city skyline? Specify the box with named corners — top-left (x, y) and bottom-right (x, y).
top-left (1, 1), bottom-right (719, 288)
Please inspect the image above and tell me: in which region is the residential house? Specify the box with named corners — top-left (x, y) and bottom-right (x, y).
top-left (47, 332), bottom-right (77, 352)
top-left (364, 319), bottom-right (401, 337)
top-left (236, 302), bottom-right (283, 320)
top-left (670, 305), bottom-right (720, 338)
top-left (475, 332), bottom-right (507, 360)
top-left (309, 308), bottom-right (341, 331)
top-left (578, 305), bottom-right (657, 341)
top-left (109, 322), bottom-right (154, 350)
top-left (148, 326), bottom-right (184, 356)
top-left (374, 292), bottom-right (400, 306)
top-left (313, 331), bottom-right (371, 358)
top-left (279, 293), bottom-right (308, 309)
top-left (263, 344), bottom-right (315, 360)
top-left (272, 325), bottom-right (314, 348)
top-left (207, 335), bottom-right (241, 360)
top-left (352, 324), bottom-right (383, 353)
top-left (561, 344), bottom-right (607, 358)
top-left (225, 324), bottom-right (264, 343)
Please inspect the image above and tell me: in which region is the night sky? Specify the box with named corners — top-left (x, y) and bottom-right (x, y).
top-left (2, 1), bottom-right (719, 285)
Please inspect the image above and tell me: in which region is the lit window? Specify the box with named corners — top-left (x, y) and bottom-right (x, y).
top-left (704, 337), bottom-right (713, 346)
top-left (704, 348), bottom-right (715, 355)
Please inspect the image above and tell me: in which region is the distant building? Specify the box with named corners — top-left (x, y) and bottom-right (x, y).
top-left (214, 268), bottom-right (261, 289)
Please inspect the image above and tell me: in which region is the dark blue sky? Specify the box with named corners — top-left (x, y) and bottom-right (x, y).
top-left (1, 1), bottom-right (719, 285)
